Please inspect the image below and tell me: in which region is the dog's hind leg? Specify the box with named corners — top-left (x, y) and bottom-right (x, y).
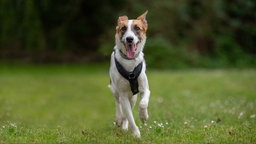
top-left (114, 93), bottom-right (123, 127)
top-left (120, 94), bottom-right (140, 138)
top-left (121, 117), bottom-right (128, 130)
top-left (109, 83), bottom-right (123, 126)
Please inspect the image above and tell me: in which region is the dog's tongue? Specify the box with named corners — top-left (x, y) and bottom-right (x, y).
top-left (126, 44), bottom-right (136, 59)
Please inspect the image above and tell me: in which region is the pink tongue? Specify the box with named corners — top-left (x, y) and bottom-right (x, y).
top-left (126, 44), bottom-right (136, 59)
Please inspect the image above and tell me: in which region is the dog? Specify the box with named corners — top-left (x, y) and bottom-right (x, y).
top-left (109, 11), bottom-right (150, 138)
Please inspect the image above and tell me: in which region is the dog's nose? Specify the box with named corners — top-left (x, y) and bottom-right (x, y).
top-left (126, 37), bottom-right (134, 43)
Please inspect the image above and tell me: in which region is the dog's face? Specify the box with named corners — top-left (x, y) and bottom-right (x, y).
top-left (115, 11), bottom-right (148, 59)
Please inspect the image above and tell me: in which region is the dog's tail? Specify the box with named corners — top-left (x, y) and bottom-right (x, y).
top-left (108, 79), bottom-right (116, 93)
top-left (108, 79), bottom-right (112, 89)
top-left (108, 79), bottom-right (112, 90)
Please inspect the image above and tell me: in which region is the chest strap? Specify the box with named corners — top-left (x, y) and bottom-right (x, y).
top-left (114, 57), bottom-right (143, 95)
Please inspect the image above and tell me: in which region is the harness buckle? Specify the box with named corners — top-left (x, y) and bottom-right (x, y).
top-left (128, 73), bottom-right (135, 80)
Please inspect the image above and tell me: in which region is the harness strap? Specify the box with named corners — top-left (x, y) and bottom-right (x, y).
top-left (114, 57), bottom-right (143, 95)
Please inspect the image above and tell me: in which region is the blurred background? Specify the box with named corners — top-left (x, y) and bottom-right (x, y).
top-left (0, 0), bottom-right (255, 69)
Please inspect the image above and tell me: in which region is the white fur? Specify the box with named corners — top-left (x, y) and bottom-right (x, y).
top-left (109, 19), bottom-right (150, 138)
top-left (122, 20), bottom-right (140, 45)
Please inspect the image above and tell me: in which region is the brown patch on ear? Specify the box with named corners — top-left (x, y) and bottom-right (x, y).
top-left (136, 11), bottom-right (148, 30)
top-left (116, 16), bottom-right (128, 31)
top-left (137, 11), bottom-right (148, 23)
top-left (118, 16), bottom-right (128, 24)
top-left (116, 16), bottom-right (129, 40)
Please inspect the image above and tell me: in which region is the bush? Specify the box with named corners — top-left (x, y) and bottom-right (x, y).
top-left (145, 36), bottom-right (202, 69)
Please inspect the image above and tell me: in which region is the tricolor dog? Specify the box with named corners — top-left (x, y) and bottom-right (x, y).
top-left (109, 11), bottom-right (150, 138)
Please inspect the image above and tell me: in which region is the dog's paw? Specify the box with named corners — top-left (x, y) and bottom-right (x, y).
top-left (132, 126), bottom-right (141, 138)
top-left (116, 116), bottom-right (123, 127)
top-left (139, 107), bottom-right (148, 123)
top-left (139, 98), bottom-right (149, 123)
top-left (115, 120), bottom-right (122, 127)
top-left (122, 118), bottom-right (128, 130)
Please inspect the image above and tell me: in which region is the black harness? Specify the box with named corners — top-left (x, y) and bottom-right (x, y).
top-left (114, 52), bottom-right (143, 95)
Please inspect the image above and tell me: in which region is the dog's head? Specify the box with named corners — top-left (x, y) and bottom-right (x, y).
top-left (115, 11), bottom-right (148, 59)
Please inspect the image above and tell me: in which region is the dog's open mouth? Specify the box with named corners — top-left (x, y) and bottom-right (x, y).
top-left (125, 43), bottom-right (137, 59)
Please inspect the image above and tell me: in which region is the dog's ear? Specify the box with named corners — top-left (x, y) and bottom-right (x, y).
top-left (137, 10), bottom-right (148, 24)
top-left (117, 16), bottom-right (128, 24)
top-left (137, 11), bottom-right (148, 31)
top-left (116, 16), bottom-right (128, 31)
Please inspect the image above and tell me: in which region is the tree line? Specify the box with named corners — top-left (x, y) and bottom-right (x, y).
top-left (0, 0), bottom-right (255, 68)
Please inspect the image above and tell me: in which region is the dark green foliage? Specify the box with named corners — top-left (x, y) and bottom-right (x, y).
top-left (0, 0), bottom-right (127, 61)
top-left (0, 0), bottom-right (255, 67)
top-left (144, 0), bottom-right (256, 68)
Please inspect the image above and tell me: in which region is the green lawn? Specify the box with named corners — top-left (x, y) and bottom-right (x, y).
top-left (0, 65), bottom-right (255, 143)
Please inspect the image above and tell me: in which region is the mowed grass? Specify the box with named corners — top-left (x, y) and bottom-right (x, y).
top-left (0, 65), bottom-right (255, 143)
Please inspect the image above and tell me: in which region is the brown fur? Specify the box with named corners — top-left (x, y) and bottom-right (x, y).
top-left (116, 11), bottom-right (148, 42)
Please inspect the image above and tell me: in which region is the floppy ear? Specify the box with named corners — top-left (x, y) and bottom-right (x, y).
top-left (136, 10), bottom-right (148, 24)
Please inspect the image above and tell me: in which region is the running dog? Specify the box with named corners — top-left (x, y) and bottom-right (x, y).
top-left (109, 11), bottom-right (150, 138)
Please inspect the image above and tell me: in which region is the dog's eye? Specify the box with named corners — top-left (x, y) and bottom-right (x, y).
top-left (134, 25), bottom-right (141, 31)
top-left (121, 26), bottom-right (127, 32)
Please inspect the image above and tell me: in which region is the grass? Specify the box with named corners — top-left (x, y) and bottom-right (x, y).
top-left (0, 65), bottom-right (255, 143)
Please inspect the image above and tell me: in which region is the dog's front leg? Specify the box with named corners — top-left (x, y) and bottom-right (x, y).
top-left (120, 94), bottom-right (140, 138)
top-left (139, 89), bottom-right (150, 123)
top-left (139, 74), bottom-right (150, 123)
